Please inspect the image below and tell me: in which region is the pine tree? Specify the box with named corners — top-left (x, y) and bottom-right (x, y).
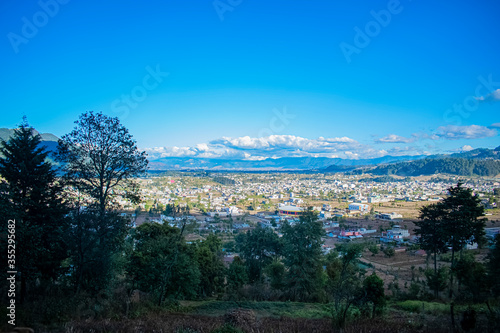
top-left (0, 119), bottom-right (68, 302)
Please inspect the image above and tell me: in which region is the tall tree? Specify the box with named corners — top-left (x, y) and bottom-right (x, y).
top-left (326, 243), bottom-right (365, 330)
top-left (57, 111), bottom-right (148, 215)
top-left (57, 111), bottom-right (148, 292)
top-left (226, 256), bottom-right (248, 295)
top-left (236, 225), bottom-right (281, 283)
top-left (414, 182), bottom-right (485, 331)
top-left (195, 234), bottom-right (226, 297)
top-left (441, 183), bottom-right (486, 298)
top-left (281, 207), bottom-right (324, 301)
top-left (415, 204), bottom-right (448, 298)
top-left (363, 273), bottom-right (386, 319)
top-left (127, 222), bottom-right (200, 305)
top-left (0, 120), bottom-right (68, 302)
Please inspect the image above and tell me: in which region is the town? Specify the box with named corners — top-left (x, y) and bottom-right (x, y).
top-left (123, 172), bottom-right (500, 248)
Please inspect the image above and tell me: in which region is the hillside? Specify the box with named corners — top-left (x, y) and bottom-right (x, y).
top-left (368, 157), bottom-right (500, 177)
top-left (0, 127), bottom-right (59, 156)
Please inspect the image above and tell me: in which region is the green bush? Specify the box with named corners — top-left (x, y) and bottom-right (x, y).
top-left (397, 300), bottom-right (448, 314)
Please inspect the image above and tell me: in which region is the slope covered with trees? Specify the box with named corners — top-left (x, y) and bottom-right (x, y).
top-left (369, 157), bottom-right (500, 177)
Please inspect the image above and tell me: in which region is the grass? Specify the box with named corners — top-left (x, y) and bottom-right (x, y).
top-left (396, 300), bottom-right (449, 315)
top-left (180, 300), bottom-right (329, 319)
top-left (395, 300), bottom-right (491, 316)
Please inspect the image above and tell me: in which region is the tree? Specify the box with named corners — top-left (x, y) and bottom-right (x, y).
top-left (57, 111), bottom-right (148, 215)
top-left (415, 204), bottom-right (448, 298)
top-left (487, 234), bottom-right (500, 298)
top-left (415, 182), bottom-right (485, 298)
top-left (363, 273), bottom-right (386, 318)
top-left (454, 251), bottom-right (488, 303)
top-left (265, 260), bottom-right (285, 290)
top-left (127, 222), bottom-right (200, 305)
top-left (57, 112), bottom-right (148, 292)
top-left (442, 183), bottom-right (485, 298)
top-left (196, 234), bottom-right (226, 297)
top-left (281, 207), bottom-right (324, 301)
top-left (235, 225), bottom-right (281, 283)
top-left (326, 243), bottom-right (365, 331)
top-left (415, 182), bottom-right (485, 331)
top-left (0, 120), bottom-right (69, 303)
top-left (226, 256), bottom-right (248, 294)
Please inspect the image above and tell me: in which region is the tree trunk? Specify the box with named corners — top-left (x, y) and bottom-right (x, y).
top-left (450, 302), bottom-right (456, 332)
top-left (434, 251), bottom-right (438, 299)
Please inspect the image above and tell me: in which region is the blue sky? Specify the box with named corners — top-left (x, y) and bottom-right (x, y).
top-left (1, 0), bottom-right (499, 160)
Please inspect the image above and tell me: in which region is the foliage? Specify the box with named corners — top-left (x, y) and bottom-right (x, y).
top-left (226, 256), bottom-right (248, 294)
top-left (281, 207), bottom-right (325, 301)
top-left (57, 111), bottom-right (148, 293)
top-left (424, 267), bottom-right (448, 298)
top-left (212, 176), bottom-right (236, 186)
top-left (382, 246), bottom-right (395, 258)
top-left (0, 120), bottom-right (69, 302)
top-left (235, 225), bottom-right (281, 283)
top-left (454, 251), bottom-right (488, 303)
top-left (487, 234), bottom-right (500, 297)
top-left (370, 157), bottom-right (500, 177)
top-left (363, 273), bottom-right (386, 318)
top-left (415, 182), bottom-right (486, 299)
top-left (264, 260), bottom-right (286, 290)
top-left (57, 111), bottom-right (148, 213)
top-left (127, 222), bottom-right (200, 305)
top-left (196, 234), bottom-right (226, 298)
top-left (68, 210), bottom-right (129, 293)
top-left (326, 243), bottom-right (365, 329)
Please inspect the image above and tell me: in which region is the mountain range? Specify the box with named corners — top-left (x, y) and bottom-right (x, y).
top-left (0, 128), bottom-right (59, 155)
top-left (1, 127), bottom-right (499, 176)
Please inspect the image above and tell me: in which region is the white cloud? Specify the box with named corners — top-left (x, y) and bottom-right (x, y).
top-left (375, 134), bottom-right (415, 143)
top-left (461, 145), bottom-right (474, 152)
top-left (145, 128), bottom-right (488, 161)
top-left (475, 89), bottom-right (500, 103)
top-left (489, 123), bottom-right (500, 129)
top-left (145, 134), bottom-right (392, 160)
top-left (433, 125), bottom-right (497, 140)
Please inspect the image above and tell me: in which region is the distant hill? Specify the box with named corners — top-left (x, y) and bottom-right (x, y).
top-left (0, 127), bottom-right (59, 156)
top-left (149, 154), bottom-right (427, 171)
top-left (365, 146), bottom-right (500, 177)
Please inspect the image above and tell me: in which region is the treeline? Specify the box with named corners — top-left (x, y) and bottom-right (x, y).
top-left (369, 157), bottom-right (500, 177)
top-left (212, 176), bottom-right (236, 186)
top-left (357, 176), bottom-right (411, 183)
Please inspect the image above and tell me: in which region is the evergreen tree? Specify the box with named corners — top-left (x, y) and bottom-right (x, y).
top-left (0, 120), bottom-right (69, 302)
top-left (281, 207), bottom-right (324, 301)
top-left (363, 273), bottom-right (385, 318)
top-left (226, 256), bottom-right (248, 294)
top-left (196, 234), bottom-right (226, 297)
top-left (127, 222), bottom-right (200, 305)
top-left (236, 225), bottom-right (281, 283)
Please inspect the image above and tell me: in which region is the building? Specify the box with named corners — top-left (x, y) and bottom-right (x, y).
top-left (376, 212), bottom-right (403, 220)
top-left (339, 230), bottom-right (363, 240)
top-left (279, 205), bottom-right (304, 216)
top-left (348, 203), bottom-right (370, 213)
top-left (380, 225), bottom-right (410, 243)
